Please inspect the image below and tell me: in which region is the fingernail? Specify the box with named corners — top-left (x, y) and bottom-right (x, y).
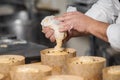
top-left (59, 28), bottom-right (64, 32)
top-left (54, 16), bottom-right (58, 19)
top-left (42, 30), bottom-right (44, 33)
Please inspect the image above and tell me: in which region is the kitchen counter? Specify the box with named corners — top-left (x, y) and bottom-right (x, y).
top-left (0, 41), bottom-right (48, 63)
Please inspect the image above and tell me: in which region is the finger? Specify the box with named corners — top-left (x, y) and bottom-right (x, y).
top-left (50, 35), bottom-right (56, 42)
top-left (45, 29), bottom-right (54, 38)
top-left (59, 24), bottom-right (70, 32)
top-left (64, 11), bottom-right (80, 15)
top-left (63, 36), bottom-right (70, 43)
top-left (62, 32), bottom-right (73, 44)
top-left (59, 21), bottom-right (74, 32)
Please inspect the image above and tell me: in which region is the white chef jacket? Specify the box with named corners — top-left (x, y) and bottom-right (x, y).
top-left (85, 0), bottom-right (120, 51)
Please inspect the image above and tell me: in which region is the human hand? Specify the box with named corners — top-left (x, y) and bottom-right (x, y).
top-left (41, 16), bottom-right (67, 43)
top-left (56, 11), bottom-right (110, 42)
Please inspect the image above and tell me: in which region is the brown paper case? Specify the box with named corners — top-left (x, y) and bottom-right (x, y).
top-left (67, 56), bottom-right (106, 80)
top-left (10, 63), bottom-right (52, 80)
top-left (0, 73), bottom-right (5, 80)
top-left (40, 48), bottom-right (76, 75)
top-left (0, 55), bottom-right (25, 80)
top-left (103, 65), bottom-right (120, 80)
top-left (45, 75), bottom-right (84, 80)
top-left (64, 48), bottom-right (76, 58)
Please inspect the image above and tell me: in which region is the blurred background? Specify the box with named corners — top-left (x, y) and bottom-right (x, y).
top-left (0, 0), bottom-right (119, 65)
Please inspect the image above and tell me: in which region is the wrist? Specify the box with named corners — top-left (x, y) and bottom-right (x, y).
top-left (85, 17), bottom-right (98, 35)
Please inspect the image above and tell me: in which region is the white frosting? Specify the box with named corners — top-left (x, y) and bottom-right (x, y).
top-left (41, 6), bottom-right (77, 39)
top-left (67, 6), bottom-right (77, 12)
top-left (0, 55), bottom-right (24, 64)
top-left (41, 16), bottom-right (66, 39)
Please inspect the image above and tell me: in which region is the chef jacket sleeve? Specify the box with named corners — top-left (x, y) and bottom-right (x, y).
top-left (85, 0), bottom-right (120, 51)
top-left (107, 24), bottom-right (120, 51)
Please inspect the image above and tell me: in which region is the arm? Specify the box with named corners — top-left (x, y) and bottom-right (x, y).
top-left (85, 0), bottom-right (120, 51)
top-left (57, 12), bottom-right (109, 42)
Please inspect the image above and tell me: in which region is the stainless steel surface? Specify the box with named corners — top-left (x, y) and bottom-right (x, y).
top-left (74, 0), bottom-right (98, 4)
top-left (0, 0), bottom-right (25, 5)
top-left (0, 5), bottom-right (15, 16)
top-left (0, 1), bottom-right (59, 47)
top-left (0, 0), bottom-right (58, 64)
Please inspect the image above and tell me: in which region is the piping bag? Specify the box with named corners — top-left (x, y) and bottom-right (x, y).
top-left (41, 6), bottom-right (77, 51)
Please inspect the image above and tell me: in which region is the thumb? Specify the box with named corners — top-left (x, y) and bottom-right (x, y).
top-left (62, 32), bottom-right (72, 43)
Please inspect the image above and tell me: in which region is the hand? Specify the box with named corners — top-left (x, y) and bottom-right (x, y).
top-left (42, 27), bottom-right (68, 43)
top-left (42, 27), bottom-right (56, 42)
top-left (56, 11), bottom-right (109, 42)
top-left (42, 11), bottom-right (92, 43)
top-left (55, 11), bottom-right (93, 37)
top-left (42, 11), bottom-right (109, 43)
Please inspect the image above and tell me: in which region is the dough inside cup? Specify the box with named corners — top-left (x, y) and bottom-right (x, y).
top-left (108, 66), bottom-right (120, 74)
